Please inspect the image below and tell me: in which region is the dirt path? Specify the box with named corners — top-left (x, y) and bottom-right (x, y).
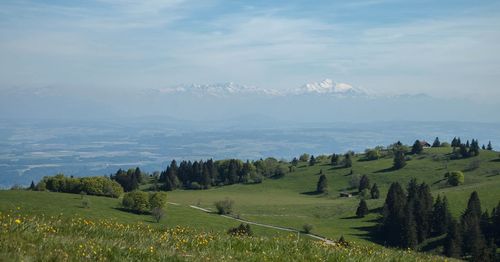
top-left (183, 204), bottom-right (334, 244)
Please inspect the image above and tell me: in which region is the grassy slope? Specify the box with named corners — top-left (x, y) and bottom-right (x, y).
top-left (0, 190), bottom-right (285, 237)
top-left (166, 148), bottom-right (500, 246)
top-left (0, 147), bottom-right (498, 260)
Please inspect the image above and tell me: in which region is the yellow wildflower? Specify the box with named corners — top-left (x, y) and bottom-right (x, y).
top-left (15, 219), bottom-right (21, 224)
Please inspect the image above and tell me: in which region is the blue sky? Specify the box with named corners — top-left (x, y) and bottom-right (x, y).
top-left (1, 0), bottom-right (499, 100)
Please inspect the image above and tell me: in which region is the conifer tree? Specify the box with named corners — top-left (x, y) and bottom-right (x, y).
top-left (451, 137), bottom-right (458, 148)
top-left (344, 153), bottom-right (352, 168)
top-left (487, 141), bottom-right (493, 150)
top-left (291, 157), bottom-right (299, 166)
top-left (358, 175), bottom-right (370, 192)
top-left (316, 174), bottom-right (328, 194)
top-left (461, 191), bottom-right (486, 257)
top-left (444, 218), bottom-right (462, 258)
top-left (356, 199), bottom-right (369, 218)
top-left (309, 155), bottom-right (316, 166)
top-left (402, 203), bottom-right (418, 249)
top-left (382, 182), bottom-right (407, 246)
top-left (432, 137), bottom-right (441, 147)
top-left (493, 201), bottom-right (500, 246)
top-left (331, 154), bottom-right (339, 166)
top-left (393, 150), bottom-right (406, 169)
top-left (432, 195), bottom-right (451, 236)
top-left (411, 140), bottom-right (423, 154)
top-left (29, 181), bottom-right (36, 190)
top-left (370, 183), bottom-right (380, 199)
top-left (415, 183), bottom-right (433, 242)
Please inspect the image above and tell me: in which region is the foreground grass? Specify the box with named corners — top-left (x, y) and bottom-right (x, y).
top-left (0, 209), bottom-right (455, 262)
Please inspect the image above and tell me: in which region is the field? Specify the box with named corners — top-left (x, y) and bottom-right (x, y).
top-left (166, 148), bottom-right (500, 248)
top-left (0, 147), bottom-right (499, 260)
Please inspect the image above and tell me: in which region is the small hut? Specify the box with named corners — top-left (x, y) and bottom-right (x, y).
top-left (339, 192), bottom-right (352, 198)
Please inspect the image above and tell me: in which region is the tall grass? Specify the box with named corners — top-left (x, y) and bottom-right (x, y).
top-left (0, 208), bottom-right (456, 261)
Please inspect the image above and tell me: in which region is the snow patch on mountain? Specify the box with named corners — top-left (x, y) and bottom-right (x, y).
top-left (149, 79), bottom-right (369, 97)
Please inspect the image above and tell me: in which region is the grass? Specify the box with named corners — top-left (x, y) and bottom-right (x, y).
top-left (165, 148), bottom-right (500, 247)
top-left (0, 147), bottom-right (499, 260)
top-left (0, 208), bottom-right (457, 261)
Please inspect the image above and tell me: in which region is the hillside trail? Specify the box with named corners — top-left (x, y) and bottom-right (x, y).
top-left (168, 202), bottom-right (335, 244)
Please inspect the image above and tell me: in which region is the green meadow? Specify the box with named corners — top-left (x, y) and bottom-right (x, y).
top-left (0, 146), bottom-right (499, 260)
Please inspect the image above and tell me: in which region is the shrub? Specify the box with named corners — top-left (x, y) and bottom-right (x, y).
top-left (122, 191), bottom-right (150, 213)
top-left (364, 149), bottom-right (381, 161)
top-left (149, 192), bottom-right (168, 210)
top-left (447, 171), bottom-right (464, 186)
top-left (215, 198), bottom-right (234, 215)
top-left (227, 223), bottom-right (253, 236)
top-left (151, 207), bottom-right (165, 223)
top-left (189, 182), bottom-right (202, 190)
top-left (299, 153), bottom-right (310, 162)
top-left (36, 174), bottom-right (123, 198)
top-left (302, 224), bottom-right (313, 234)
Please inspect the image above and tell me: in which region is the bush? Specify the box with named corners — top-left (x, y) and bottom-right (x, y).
top-left (302, 224), bottom-right (313, 234)
top-left (149, 192), bottom-right (168, 210)
top-left (299, 153), bottom-right (310, 162)
top-left (189, 182), bottom-right (202, 190)
top-left (364, 149), bottom-right (381, 161)
top-left (122, 191), bottom-right (150, 213)
top-left (151, 207), bottom-right (165, 223)
top-left (447, 171), bottom-right (464, 186)
top-left (227, 223), bottom-right (253, 236)
top-left (215, 198), bottom-right (234, 215)
top-left (36, 174), bottom-right (123, 198)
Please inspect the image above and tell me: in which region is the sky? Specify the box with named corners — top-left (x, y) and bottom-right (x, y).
top-left (1, 0), bottom-right (500, 100)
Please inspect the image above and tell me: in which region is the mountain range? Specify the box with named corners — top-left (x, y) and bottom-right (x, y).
top-left (148, 79), bottom-right (370, 97)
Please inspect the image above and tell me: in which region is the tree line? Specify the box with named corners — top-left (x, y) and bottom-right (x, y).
top-left (158, 158), bottom-right (287, 191)
top-left (380, 180), bottom-right (499, 261)
top-left (33, 174), bottom-right (123, 198)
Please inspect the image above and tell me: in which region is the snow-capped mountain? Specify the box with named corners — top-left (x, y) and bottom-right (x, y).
top-left (150, 79), bottom-right (366, 97)
top-left (292, 79), bottom-right (366, 96)
top-left (150, 82), bottom-right (281, 97)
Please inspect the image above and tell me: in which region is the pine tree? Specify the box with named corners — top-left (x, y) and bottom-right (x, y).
top-left (309, 155), bottom-right (316, 166)
top-left (461, 191), bottom-right (486, 257)
top-left (331, 154), bottom-right (339, 166)
top-left (291, 157), bottom-right (299, 166)
top-left (402, 203), bottom-right (418, 249)
top-left (356, 199), bottom-right (369, 218)
top-left (344, 153), bottom-right (352, 168)
top-left (432, 137), bottom-right (441, 147)
top-left (493, 201), bottom-right (500, 246)
top-left (487, 141), bottom-right (493, 150)
top-left (444, 218), bottom-right (462, 258)
top-left (432, 195), bottom-right (451, 236)
top-left (358, 175), bottom-right (370, 192)
top-left (451, 137), bottom-right (458, 148)
top-left (381, 182), bottom-right (407, 246)
top-left (393, 150), bottom-right (406, 169)
top-left (370, 183), bottom-right (380, 199)
top-left (415, 183), bottom-right (433, 242)
top-left (29, 181), bottom-right (36, 190)
top-left (316, 174), bottom-right (328, 194)
top-left (482, 144), bottom-right (486, 150)
top-left (411, 140), bottom-right (423, 154)
top-left (466, 191), bottom-right (482, 218)
top-left (466, 140), bottom-right (470, 148)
